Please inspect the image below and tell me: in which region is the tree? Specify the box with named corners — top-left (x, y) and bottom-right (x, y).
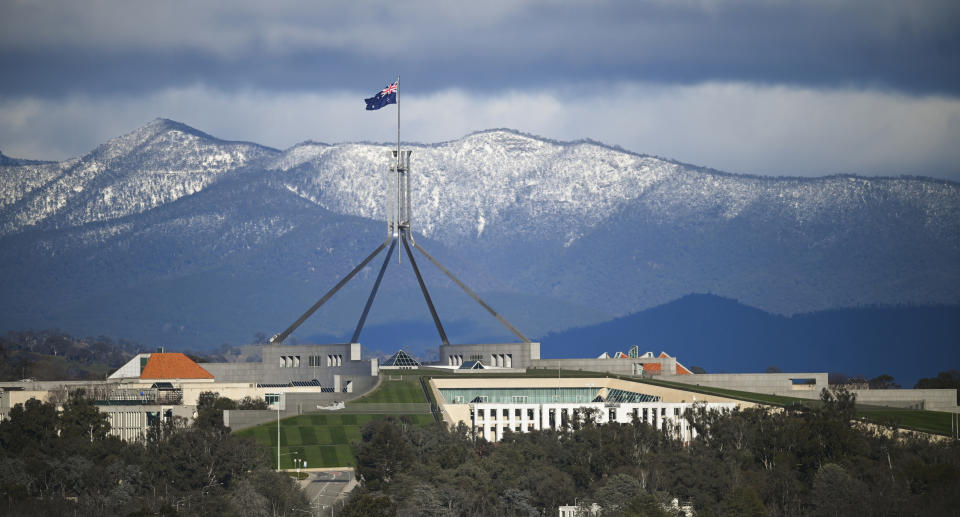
top-left (60, 390), bottom-right (110, 443)
top-left (809, 463), bottom-right (868, 517)
top-left (868, 374), bottom-right (900, 389)
top-left (194, 391), bottom-right (237, 430)
top-left (717, 485), bottom-right (766, 517)
top-left (354, 418), bottom-right (415, 491)
top-left (915, 370), bottom-right (960, 404)
top-left (0, 398), bottom-right (59, 450)
top-left (593, 473), bottom-right (645, 513)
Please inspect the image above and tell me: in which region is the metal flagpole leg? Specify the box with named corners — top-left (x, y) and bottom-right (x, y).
top-left (402, 231), bottom-right (449, 345)
top-left (270, 237), bottom-right (392, 345)
top-left (412, 241), bottom-right (531, 343)
top-left (351, 238), bottom-right (397, 343)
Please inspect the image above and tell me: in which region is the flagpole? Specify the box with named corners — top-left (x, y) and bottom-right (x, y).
top-left (396, 75), bottom-right (401, 262)
top-left (396, 75), bottom-right (400, 177)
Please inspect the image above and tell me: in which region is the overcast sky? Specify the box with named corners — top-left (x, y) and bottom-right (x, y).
top-left (1, 0), bottom-right (959, 180)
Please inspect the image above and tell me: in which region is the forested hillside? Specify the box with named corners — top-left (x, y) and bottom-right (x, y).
top-left (341, 390), bottom-right (960, 516)
top-left (0, 392), bottom-right (306, 516)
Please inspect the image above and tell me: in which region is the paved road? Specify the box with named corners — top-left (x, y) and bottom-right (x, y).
top-left (300, 469), bottom-right (354, 515)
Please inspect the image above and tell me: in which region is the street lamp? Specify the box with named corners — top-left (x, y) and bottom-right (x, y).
top-left (277, 405), bottom-right (281, 470)
top-left (293, 457), bottom-right (307, 479)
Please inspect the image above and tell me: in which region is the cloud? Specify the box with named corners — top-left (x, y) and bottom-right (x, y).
top-left (1, 83), bottom-right (958, 181)
top-left (1, 0), bottom-right (958, 96)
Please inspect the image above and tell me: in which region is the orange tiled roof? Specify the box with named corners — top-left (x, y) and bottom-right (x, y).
top-left (642, 363), bottom-right (662, 374)
top-left (658, 351), bottom-right (671, 358)
top-left (676, 363), bottom-right (693, 375)
top-left (140, 353), bottom-right (214, 379)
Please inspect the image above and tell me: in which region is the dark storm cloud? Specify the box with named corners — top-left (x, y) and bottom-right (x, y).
top-left (1, 1), bottom-right (958, 180)
top-left (1, 0), bottom-right (958, 97)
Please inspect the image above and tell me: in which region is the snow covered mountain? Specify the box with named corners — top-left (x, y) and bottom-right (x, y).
top-left (0, 119), bottom-right (957, 348)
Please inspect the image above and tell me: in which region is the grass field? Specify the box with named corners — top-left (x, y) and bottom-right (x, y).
top-left (855, 407), bottom-right (956, 436)
top-left (235, 375), bottom-right (435, 468)
top-left (236, 412), bottom-right (435, 468)
top-left (352, 376), bottom-right (427, 404)
top-left (633, 376), bottom-right (956, 436)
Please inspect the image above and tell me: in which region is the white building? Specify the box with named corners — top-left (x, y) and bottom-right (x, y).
top-left (430, 377), bottom-right (745, 443)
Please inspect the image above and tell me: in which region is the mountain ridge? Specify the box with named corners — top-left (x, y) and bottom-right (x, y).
top-left (0, 119), bottom-right (957, 348)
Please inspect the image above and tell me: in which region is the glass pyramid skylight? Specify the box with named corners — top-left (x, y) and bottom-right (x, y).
top-left (381, 349), bottom-right (421, 368)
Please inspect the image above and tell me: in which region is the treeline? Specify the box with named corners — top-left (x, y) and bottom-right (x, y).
top-left (0, 330), bottom-right (145, 381)
top-left (342, 389), bottom-right (960, 517)
top-left (0, 329), bottom-right (249, 382)
top-left (0, 391), bottom-right (307, 516)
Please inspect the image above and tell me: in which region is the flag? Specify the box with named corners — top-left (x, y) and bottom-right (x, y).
top-left (365, 81), bottom-right (398, 110)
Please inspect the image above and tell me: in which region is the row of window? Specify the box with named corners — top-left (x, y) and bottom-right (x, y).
top-left (473, 406), bottom-right (682, 422)
top-left (279, 354), bottom-right (343, 368)
top-left (447, 353), bottom-right (513, 367)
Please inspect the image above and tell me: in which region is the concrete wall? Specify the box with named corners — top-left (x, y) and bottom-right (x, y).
top-left (660, 373), bottom-right (829, 394)
top-left (223, 384), bottom-right (378, 431)
top-left (0, 389), bottom-right (51, 421)
top-left (430, 376), bottom-right (754, 429)
top-left (530, 357), bottom-right (678, 376)
top-left (101, 404), bottom-right (195, 442)
top-left (439, 343), bottom-right (540, 369)
top-left (779, 388), bottom-right (959, 412)
top-left (469, 400), bottom-right (736, 443)
top-left (200, 344), bottom-right (375, 388)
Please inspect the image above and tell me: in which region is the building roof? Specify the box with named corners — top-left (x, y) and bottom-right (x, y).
top-left (642, 363), bottom-right (662, 374)
top-left (381, 350), bottom-right (421, 368)
top-left (459, 360), bottom-right (486, 370)
top-left (140, 353), bottom-right (214, 380)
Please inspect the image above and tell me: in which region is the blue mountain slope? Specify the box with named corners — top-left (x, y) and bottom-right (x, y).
top-left (0, 120), bottom-right (957, 352)
top-left (539, 294), bottom-right (960, 386)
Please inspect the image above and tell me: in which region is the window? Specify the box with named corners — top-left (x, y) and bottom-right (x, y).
top-left (527, 408), bottom-right (535, 420)
top-left (294, 356), bottom-right (301, 367)
top-left (477, 409), bottom-right (484, 418)
top-left (512, 395), bottom-right (528, 403)
top-left (265, 394), bottom-right (280, 405)
top-left (515, 409), bottom-right (521, 418)
top-left (502, 409), bottom-right (509, 418)
top-left (674, 408), bottom-right (680, 417)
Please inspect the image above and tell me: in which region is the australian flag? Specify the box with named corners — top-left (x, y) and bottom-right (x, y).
top-left (365, 81), bottom-right (398, 110)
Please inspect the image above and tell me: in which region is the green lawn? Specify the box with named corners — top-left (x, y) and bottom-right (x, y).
top-left (352, 376), bottom-right (427, 404)
top-left (634, 376), bottom-right (956, 436)
top-left (855, 407), bottom-right (955, 436)
top-left (235, 412), bottom-right (435, 468)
